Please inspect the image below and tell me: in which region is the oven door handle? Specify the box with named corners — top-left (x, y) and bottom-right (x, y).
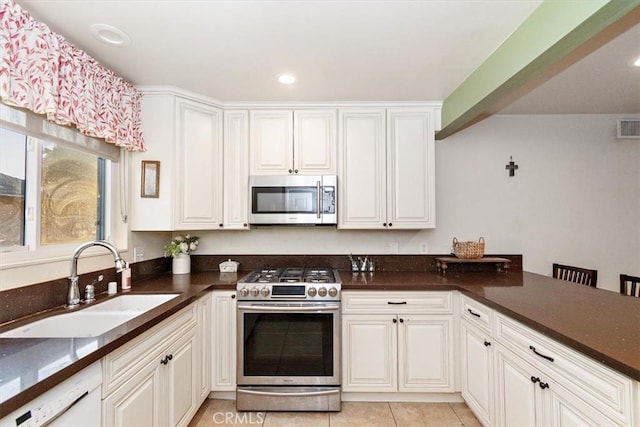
top-left (238, 388), bottom-right (340, 397)
top-left (237, 303), bottom-right (340, 312)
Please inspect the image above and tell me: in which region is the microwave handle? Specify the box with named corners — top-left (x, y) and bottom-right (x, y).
top-left (317, 180), bottom-right (322, 219)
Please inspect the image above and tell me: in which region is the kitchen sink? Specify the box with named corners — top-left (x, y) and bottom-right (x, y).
top-left (0, 294), bottom-right (179, 338)
top-left (82, 293), bottom-right (179, 313)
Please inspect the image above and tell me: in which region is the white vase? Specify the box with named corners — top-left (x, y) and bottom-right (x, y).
top-left (172, 253), bottom-right (191, 275)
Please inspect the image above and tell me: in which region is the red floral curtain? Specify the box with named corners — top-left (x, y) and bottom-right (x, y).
top-left (0, 0), bottom-right (145, 151)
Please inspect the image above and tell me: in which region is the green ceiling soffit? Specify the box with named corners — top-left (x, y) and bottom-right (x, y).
top-left (437, 0), bottom-right (640, 140)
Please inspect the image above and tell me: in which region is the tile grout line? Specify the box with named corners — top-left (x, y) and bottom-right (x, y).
top-left (388, 402), bottom-right (399, 427)
top-left (448, 402), bottom-right (465, 427)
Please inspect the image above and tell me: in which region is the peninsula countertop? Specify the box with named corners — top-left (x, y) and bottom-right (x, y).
top-left (1, 269), bottom-right (638, 418)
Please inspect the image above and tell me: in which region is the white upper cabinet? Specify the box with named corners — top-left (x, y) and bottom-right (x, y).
top-left (223, 110), bottom-right (250, 229)
top-left (132, 91), bottom-right (251, 231)
top-left (176, 98), bottom-right (223, 230)
top-left (338, 107), bottom-right (436, 229)
top-left (250, 109), bottom-right (336, 175)
top-left (386, 108), bottom-right (435, 228)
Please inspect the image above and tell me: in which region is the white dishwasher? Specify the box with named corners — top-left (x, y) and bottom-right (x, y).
top-left (1, 361), bottom-right (102, 427)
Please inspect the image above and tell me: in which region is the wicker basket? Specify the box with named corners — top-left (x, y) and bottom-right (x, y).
top-left (452, 237), bottom-right (485, 259)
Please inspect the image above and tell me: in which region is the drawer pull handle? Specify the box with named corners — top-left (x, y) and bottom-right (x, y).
top-left (484, 340), bottom-right (491, 347)
top-left (387, 301), bottom-right (407, 305)
top-left (529, 345), bottom-right (554, 362)
top-left (467, 308), bottom-right (481, 317)
top-left (539, 382), bottom-right (550, 390)
top-left (530, 376), bottom-right (540, 384)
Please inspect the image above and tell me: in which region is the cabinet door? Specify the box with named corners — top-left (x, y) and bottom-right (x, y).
top-left (103, 363), bottom-right (162, 427)
top-left (294, 110), bottom-right (336, 174)
top-left (212, 291), bottom-right (237, 391)
top-left (342, 314), bottom-right (397, 392)
top-left (386, 108), bottom-right (435, 229)
top-left (398, 315), bottom-right (453, 392)
top-left (250, 110), bottom-right (293, 174)
top-left (495, 344), bottom-right (539, 427)
top-left (165, 327), bottom-right (198, 427)
top-left (223, 110), bottom-right (250, 229)
top-left (176, 98), bottom-right (223, 229)
top-left (461, 321), bottom-right (494, 426)
top-left (197, 295), bottom-right (212, 403)
top-left (337, 109), bottom-right (387, 229)
top-left (544, 378), bottom-right (620, 427)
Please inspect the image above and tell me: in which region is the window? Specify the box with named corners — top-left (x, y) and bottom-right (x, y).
top-left (0, 104), bottom-right (122, 257)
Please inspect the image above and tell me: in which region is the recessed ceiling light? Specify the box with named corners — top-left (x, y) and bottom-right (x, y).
top-left (278, 73), bottom-right (296, 85)
top-left (90, 24), bottom-right (131, 47)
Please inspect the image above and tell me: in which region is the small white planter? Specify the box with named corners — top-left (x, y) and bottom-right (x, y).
top-left (172, 253), bottom-right (191, 275)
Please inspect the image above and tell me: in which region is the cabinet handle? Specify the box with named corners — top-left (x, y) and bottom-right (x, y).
top-left (530, 376), bottom-right (540, 384)
top-left (231, 294), bottom-right (236, 299)
top-left (388, 223), bottom-right (392, 227)
top-left (539, 382), bottom-right (550, 390)
top-left (219, 224), bottom-right (223, 227)
top-left (467, 308), bottom-right (481, 318)
top-left (399, 318), bottom-right (404, 323)
top-left (529, 345), bottom-right (554, 362)
top-left (484, 340), bottom-right (491, 347)
top-left (294, 169), bottom-right (299, 174)
top-left (167, 354), bottom-right (173, 361)
top-left (392, 318), bottom-right (397, 323)
top-left (383, 223), bottom-right (387, 227)
top-left (243, 223), bottom-right (248, 227)
top-left (161, 356), bottom-right (168, 365)
top-left (387, 301), bottom-right (407, 305)
top-left (288, 169), bottom-right (293, 174)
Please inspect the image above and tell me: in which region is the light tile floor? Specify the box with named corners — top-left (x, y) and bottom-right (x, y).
top-left (189, 399), bottom-right (481, 427)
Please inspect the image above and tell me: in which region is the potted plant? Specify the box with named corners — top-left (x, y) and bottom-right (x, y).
top-left (164, 234), bottom-right (199, 274)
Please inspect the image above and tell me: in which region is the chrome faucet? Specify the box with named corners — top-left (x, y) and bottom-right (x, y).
top-left (68, 241), bottom-right (125, 308)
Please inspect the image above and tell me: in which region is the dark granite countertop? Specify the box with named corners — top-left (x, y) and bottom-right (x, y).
top-left (1, 269), bottom-right (639, 417)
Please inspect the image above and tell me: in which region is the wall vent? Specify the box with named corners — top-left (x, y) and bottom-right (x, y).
top-left (617, 119), bottom-right (640, 139)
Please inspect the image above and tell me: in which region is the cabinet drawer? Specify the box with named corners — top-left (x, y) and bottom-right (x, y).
top-left (103, 303), bottom-right (197, 396)
top-left (495, 313), bottom-right (633, 425)
top-left (342, 291), bottom-right (452, 314)
top-left (460, 294), bottom-right (493, 332)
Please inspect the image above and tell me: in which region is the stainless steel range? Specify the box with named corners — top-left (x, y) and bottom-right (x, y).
top-left (236, 267), bottom-right (341, 412)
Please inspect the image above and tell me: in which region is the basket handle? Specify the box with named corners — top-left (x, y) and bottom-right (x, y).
top-left (452, 237), bottom-right (459, 246)
top-left (478, 237), bottom-right (485, 243)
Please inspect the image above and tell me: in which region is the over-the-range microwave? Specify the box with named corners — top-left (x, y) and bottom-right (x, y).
top-left (249, 175), bottom-right (337, 225)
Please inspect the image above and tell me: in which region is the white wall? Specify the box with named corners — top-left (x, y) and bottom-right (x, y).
top-left (4, 114), bottom-right (638, 293)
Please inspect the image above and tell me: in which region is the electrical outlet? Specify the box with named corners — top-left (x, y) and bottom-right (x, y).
top-left (133, 247), bottom-right (144, 262)
top-left (419, 242), bottom-right (429, 254)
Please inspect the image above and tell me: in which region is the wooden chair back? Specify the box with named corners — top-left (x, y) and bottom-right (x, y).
top-left (620, 274), bottom-right (640, 297)
top-left (552, 263), bottom-right (598, 288)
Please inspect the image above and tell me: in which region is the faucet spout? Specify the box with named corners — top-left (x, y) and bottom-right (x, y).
top-left (68, 240), bottom-right (125, 308)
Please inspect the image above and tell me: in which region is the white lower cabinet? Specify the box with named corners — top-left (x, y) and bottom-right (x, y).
top-left (460, 321), bottom-right (494, 426)
top-left (211, 291), bottom-right (237, 391)
top-left (341, 291), bottom-right (454, 393)
top-left (102, 296), bottom-right (208, 427)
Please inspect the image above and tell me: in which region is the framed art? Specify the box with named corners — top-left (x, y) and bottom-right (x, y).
top-left (141, 160), bottom-right (160, 198)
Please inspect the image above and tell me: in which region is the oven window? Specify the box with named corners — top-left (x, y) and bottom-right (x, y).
top-left (243, 313), bottom-right (333, 376)
top-left (252, 187), bottom-right (317, 214)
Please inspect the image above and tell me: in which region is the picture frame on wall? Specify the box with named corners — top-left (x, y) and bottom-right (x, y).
top-left (141, 160), bottom-right (160, 198)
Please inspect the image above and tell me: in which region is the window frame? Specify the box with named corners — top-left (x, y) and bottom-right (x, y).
top-left (0, 105), bottom-right (127, 270)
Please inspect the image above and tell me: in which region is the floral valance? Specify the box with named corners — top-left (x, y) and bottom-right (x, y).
top-left (0, 0), bottom-right (145, 151)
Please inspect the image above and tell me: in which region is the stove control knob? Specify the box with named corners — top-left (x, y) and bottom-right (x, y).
top-left (308, 287), bottom-right (317, 297)
top-left (318, 287), bottom-right (328, 297)
top-left (250, 287), bottom-right (260, 297)
top-left (239, 288), bottom-right (249, 298)
top-left (260, 287), bottom-right (270, 297)
top-left (328, 287), bottom-right (338, 297)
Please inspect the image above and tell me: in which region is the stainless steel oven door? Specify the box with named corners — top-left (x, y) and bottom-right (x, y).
top-left (237, 302), bottom-right (340, 386)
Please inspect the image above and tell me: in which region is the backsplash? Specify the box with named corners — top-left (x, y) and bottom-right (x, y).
top-left (0, 254), bottom-right (521, 324)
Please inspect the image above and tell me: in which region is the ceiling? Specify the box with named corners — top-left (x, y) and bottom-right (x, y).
top-left (15, 0), bottom-right (640, 113)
